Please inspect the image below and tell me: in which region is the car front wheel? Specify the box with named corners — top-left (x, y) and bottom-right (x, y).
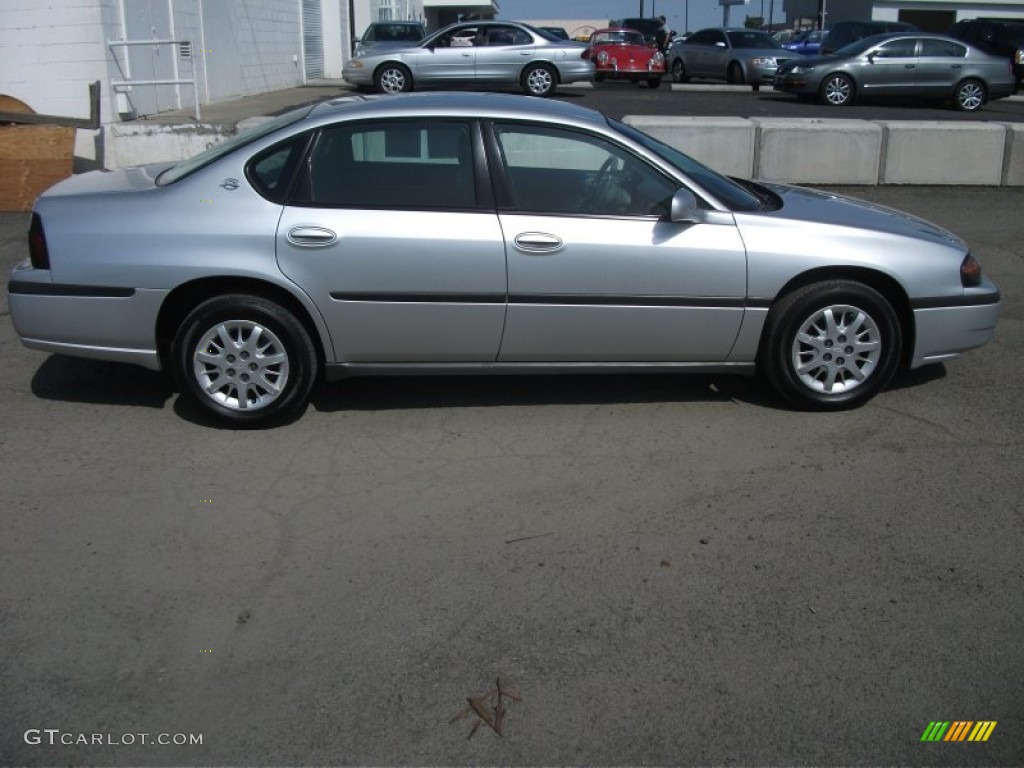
top-left (821, 73), bottom-right (854, 106)
top-left (172, 295), bottom-right (318, 428)
top-left (954, 78), bottom-right (986, 111)
top-left (760, 280), bottom-right (901, 410)
top-left (521, 64), bottom-right (557, 96)
top-left (647, 77), bottom-right (662, 89)
top-left (375, 63), bottom-right (412, 94)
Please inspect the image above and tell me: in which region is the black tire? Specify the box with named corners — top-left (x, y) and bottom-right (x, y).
top-left (727, 62), bottom-right (744, 85)
top-left (820, 72), bottom-right (855, 106)
top-left (374, 63), bottom-right (412, 94)
top-left (521, 63), bottom-right (557, 96)
top-left (759, 280), bottom-right (901, 410)
top-left (594, 72), bottom-right (605, 83)
top-left (172, 294), bottom-right (318, 428)
top-left (647, 77), bottom-right (662, 89)
top-left (954, 78), bottom-right (986, 111)
top-left (671, 58), bottom-right (688, 83)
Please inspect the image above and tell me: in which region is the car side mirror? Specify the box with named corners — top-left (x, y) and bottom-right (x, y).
top-left (670, 188), bottom-right (704, 223)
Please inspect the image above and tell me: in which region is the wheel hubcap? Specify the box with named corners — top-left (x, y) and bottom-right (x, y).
top-left (825, 78), bottom-right (850, 105)
top-left (960, 83), bottom-right (982, 110)
top-left (381, 69), bottom-right (405, 93)
top-left (193, 320), bottom-right (290, 411)
top-left (527, 68), bottom-right (552, 94)
top-left (791, 304), bottom-right (881, 394)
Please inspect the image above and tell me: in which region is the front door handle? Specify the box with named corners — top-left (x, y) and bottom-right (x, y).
top-left (514, 232), bottom-right (563, 253)
top-left (287, 226), bottom-right (337, 247)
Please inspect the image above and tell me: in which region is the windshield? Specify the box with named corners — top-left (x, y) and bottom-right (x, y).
top-left (157, 105), bottom-right (314, 186)
top-left (594, 30), bottom-right (646, 46)
top-left (611, 119), bottom-right (762, 212)
top-left (727, 30), bottom-right (782, 49)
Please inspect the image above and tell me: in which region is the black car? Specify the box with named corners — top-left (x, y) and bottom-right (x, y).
top-left (613, 17), bottom-right (663, 45)
top-left (820, 20), bottom-right (916, 55)
top-left (949, 18), bottom-right (1024, 91)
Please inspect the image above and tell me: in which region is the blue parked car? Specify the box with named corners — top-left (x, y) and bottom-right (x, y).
top-left (783, 29), bottom-right (827, 55)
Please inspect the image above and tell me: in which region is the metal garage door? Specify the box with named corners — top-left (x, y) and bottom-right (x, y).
top-left (302, 0), bottom-right (325, 80)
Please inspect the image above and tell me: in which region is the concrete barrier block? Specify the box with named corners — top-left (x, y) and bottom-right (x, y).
top-left (752, 118), bottom-right (882, 184)
top-left (1002, 122), bottom-right (1024, 186)
top-left (103, 122), bottom-right (233, 169)
top-left (623, 115), bottom-right (754, 178)
top-left (881, 121), bottom-right (1006, 185)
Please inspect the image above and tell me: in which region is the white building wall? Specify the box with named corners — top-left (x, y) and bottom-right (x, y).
top-left (873, 0), bottom-right (1024, 21)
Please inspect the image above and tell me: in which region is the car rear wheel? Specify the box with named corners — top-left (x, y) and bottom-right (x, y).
top-left (727, 62), bottom-right (744, 85)
top-left (522, 63), bottom-right (557, 96)
top-left (671, 59), bottom-right (688, 83)
top-left (172, 295), bottom-right (318, 428)
top-left (375, 63), bottom-right (412, 94)
top-left (759, 280), bottom-right (901, 410)
top-left (954, 78), bottom-right (986, 111)
top-left (821, 73), bottom-right (854, 106)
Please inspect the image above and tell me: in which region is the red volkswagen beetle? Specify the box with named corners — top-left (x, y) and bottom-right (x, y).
top-left (587, 27), bottom-right (666, 88)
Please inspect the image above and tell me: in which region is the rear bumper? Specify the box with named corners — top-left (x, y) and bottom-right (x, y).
top-left (8, 269), bottom-right (165, 370)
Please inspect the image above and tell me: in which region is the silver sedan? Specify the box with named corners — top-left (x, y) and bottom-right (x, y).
top-left (667, 27), bottom-right (796, 88)
top-left (8, 93), bottom-right (1001, 427)
top-left (342, 21), bottom-right (593, 96)
top-left (774, 32), bottom-right (1016, 110)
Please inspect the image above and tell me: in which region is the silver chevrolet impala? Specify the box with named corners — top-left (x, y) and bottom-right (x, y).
top-left (8, 93), bottom-right (1001, 427)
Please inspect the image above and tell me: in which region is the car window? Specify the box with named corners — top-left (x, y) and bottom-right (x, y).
top-left (874, 38), bottom-right (917, 57)
top-left (434, 26), bottom-right (478, 47)
top-left (301, 120), bottom-right (475, 209)
top-left (920, 39), bottom-right (966, 57)
top-left (688, 30), bottom-right (715, 45)
top-left (493, 123), bottom-right (677, 218)
top-left (247, 135), bottom-right (309, 202)
top-left (483, 26), bottom-right (530, 46)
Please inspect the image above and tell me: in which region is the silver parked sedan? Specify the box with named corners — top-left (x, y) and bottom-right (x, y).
top-left (774, 32), bottom-right (1016, 110)
top-left (9, 93), bottom-right (1001, 427)
top-left (667, 27), bottom-right (795, 87)
top-left (342, 20), bottom-right (593, 96)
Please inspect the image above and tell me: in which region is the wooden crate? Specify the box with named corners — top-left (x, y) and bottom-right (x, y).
top-left (0, 124), bottom-right (76, 212)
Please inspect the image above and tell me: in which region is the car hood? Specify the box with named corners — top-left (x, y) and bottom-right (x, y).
top-left (737, 47), bottom-right (791, 57)
top-left (40, 163), bottom-right (173, 197)
top-left (761, 184), bottom-right (966, 249)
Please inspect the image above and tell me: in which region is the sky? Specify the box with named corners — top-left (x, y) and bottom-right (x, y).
top-left (495, 0), bottom-right (787, 34)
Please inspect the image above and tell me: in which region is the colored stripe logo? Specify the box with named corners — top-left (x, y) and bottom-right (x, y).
top-left (921, 721), bottom-right (997, 742)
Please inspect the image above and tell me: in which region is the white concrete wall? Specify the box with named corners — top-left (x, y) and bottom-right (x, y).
top-left (873, 0), bottom-right (1024, 23)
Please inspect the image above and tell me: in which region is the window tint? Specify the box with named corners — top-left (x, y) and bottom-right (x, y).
top-left (493, 124), bottom-right (677, 217)
top-left (248, 135), bottom-right (308, 202)
top-left (875, 39), bottom-right (917, 57)
top-left (920, 39), bottom-right (966, 57)
top-left (303, 121), bottom-right (475, 209)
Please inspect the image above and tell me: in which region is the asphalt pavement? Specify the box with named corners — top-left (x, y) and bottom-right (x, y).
top-left (1, 185), bottom-right (1022, 765)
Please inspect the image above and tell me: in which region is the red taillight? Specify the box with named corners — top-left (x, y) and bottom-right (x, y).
top-left (28, 213), bottom-right (50, 270)
top-left (961, 253), bottom-right (982, 287)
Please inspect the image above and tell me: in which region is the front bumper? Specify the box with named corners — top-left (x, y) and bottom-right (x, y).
top-left (341, 62), bottom-right (375, 86)
top-left (910, 284), bottom-right (1002, 368)
top-left (773, 71), bottom-right (818, 94)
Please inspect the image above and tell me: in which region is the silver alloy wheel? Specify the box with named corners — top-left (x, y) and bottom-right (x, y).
top-left (379, 67), bottom-right (407, 93)
top-left (823, 75), bottom-right (852, 105)
top-left (791, 304), bottom-right (881, 394)
top-left (957, 80), bottom-right (984, 111)
top-left (525, 66), bottom-right (554, 95)
top-left (672, 59), bottom-right (684, 82)
top-left (193, 320), bottom-right (290, 411)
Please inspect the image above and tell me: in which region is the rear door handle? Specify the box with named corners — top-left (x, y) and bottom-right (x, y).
top-left (287, 226), bottom-right (337, 247)
top-left (514, 232), bottom-right (563, 253)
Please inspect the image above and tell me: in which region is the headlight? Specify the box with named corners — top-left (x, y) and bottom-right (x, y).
top-left (751, 57), bottom-right (777, 67)
top-left (651, 51), bottom-right (665, 64)
top-left (348, 60), bottom-right (365, 69)
top-left (791, 64), bottom-right (813, 74)
top-left (597, 51), bottom-right (609, 64)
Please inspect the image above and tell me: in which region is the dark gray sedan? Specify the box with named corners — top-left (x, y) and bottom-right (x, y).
top-left (343, 20), bottom-right (592, 96)
top-left (667, 27), bottom-right (796, 88)
top-left (774, 32), bottom-right (1016, 110)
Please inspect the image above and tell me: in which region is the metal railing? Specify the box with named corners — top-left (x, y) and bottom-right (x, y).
top-left (108, 39), bottom-right (201, 121)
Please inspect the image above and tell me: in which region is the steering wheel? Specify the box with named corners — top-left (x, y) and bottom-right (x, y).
top-left (581, 155), bottom-right (620, 212)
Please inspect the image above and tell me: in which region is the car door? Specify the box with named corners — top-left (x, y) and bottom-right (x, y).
top-left (487, 122), bottom-right (747, 362)
top-left (916, 38), bottom-right (969, 95)
top-left (860, 37), bottom-right (919, 94)
top-left (275, 119), bottom-right (507, 362)
top-left (413, 25), bottom-right (479, 83)
top-left (475, 25), bottom-right (535, 83)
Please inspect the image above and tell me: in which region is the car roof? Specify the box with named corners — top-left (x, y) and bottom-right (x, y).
top-left (306, 92), bottom-right (610, 130)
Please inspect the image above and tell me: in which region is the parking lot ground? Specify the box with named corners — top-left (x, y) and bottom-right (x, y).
top-left (1, 187), bottom-right (1023, 765)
